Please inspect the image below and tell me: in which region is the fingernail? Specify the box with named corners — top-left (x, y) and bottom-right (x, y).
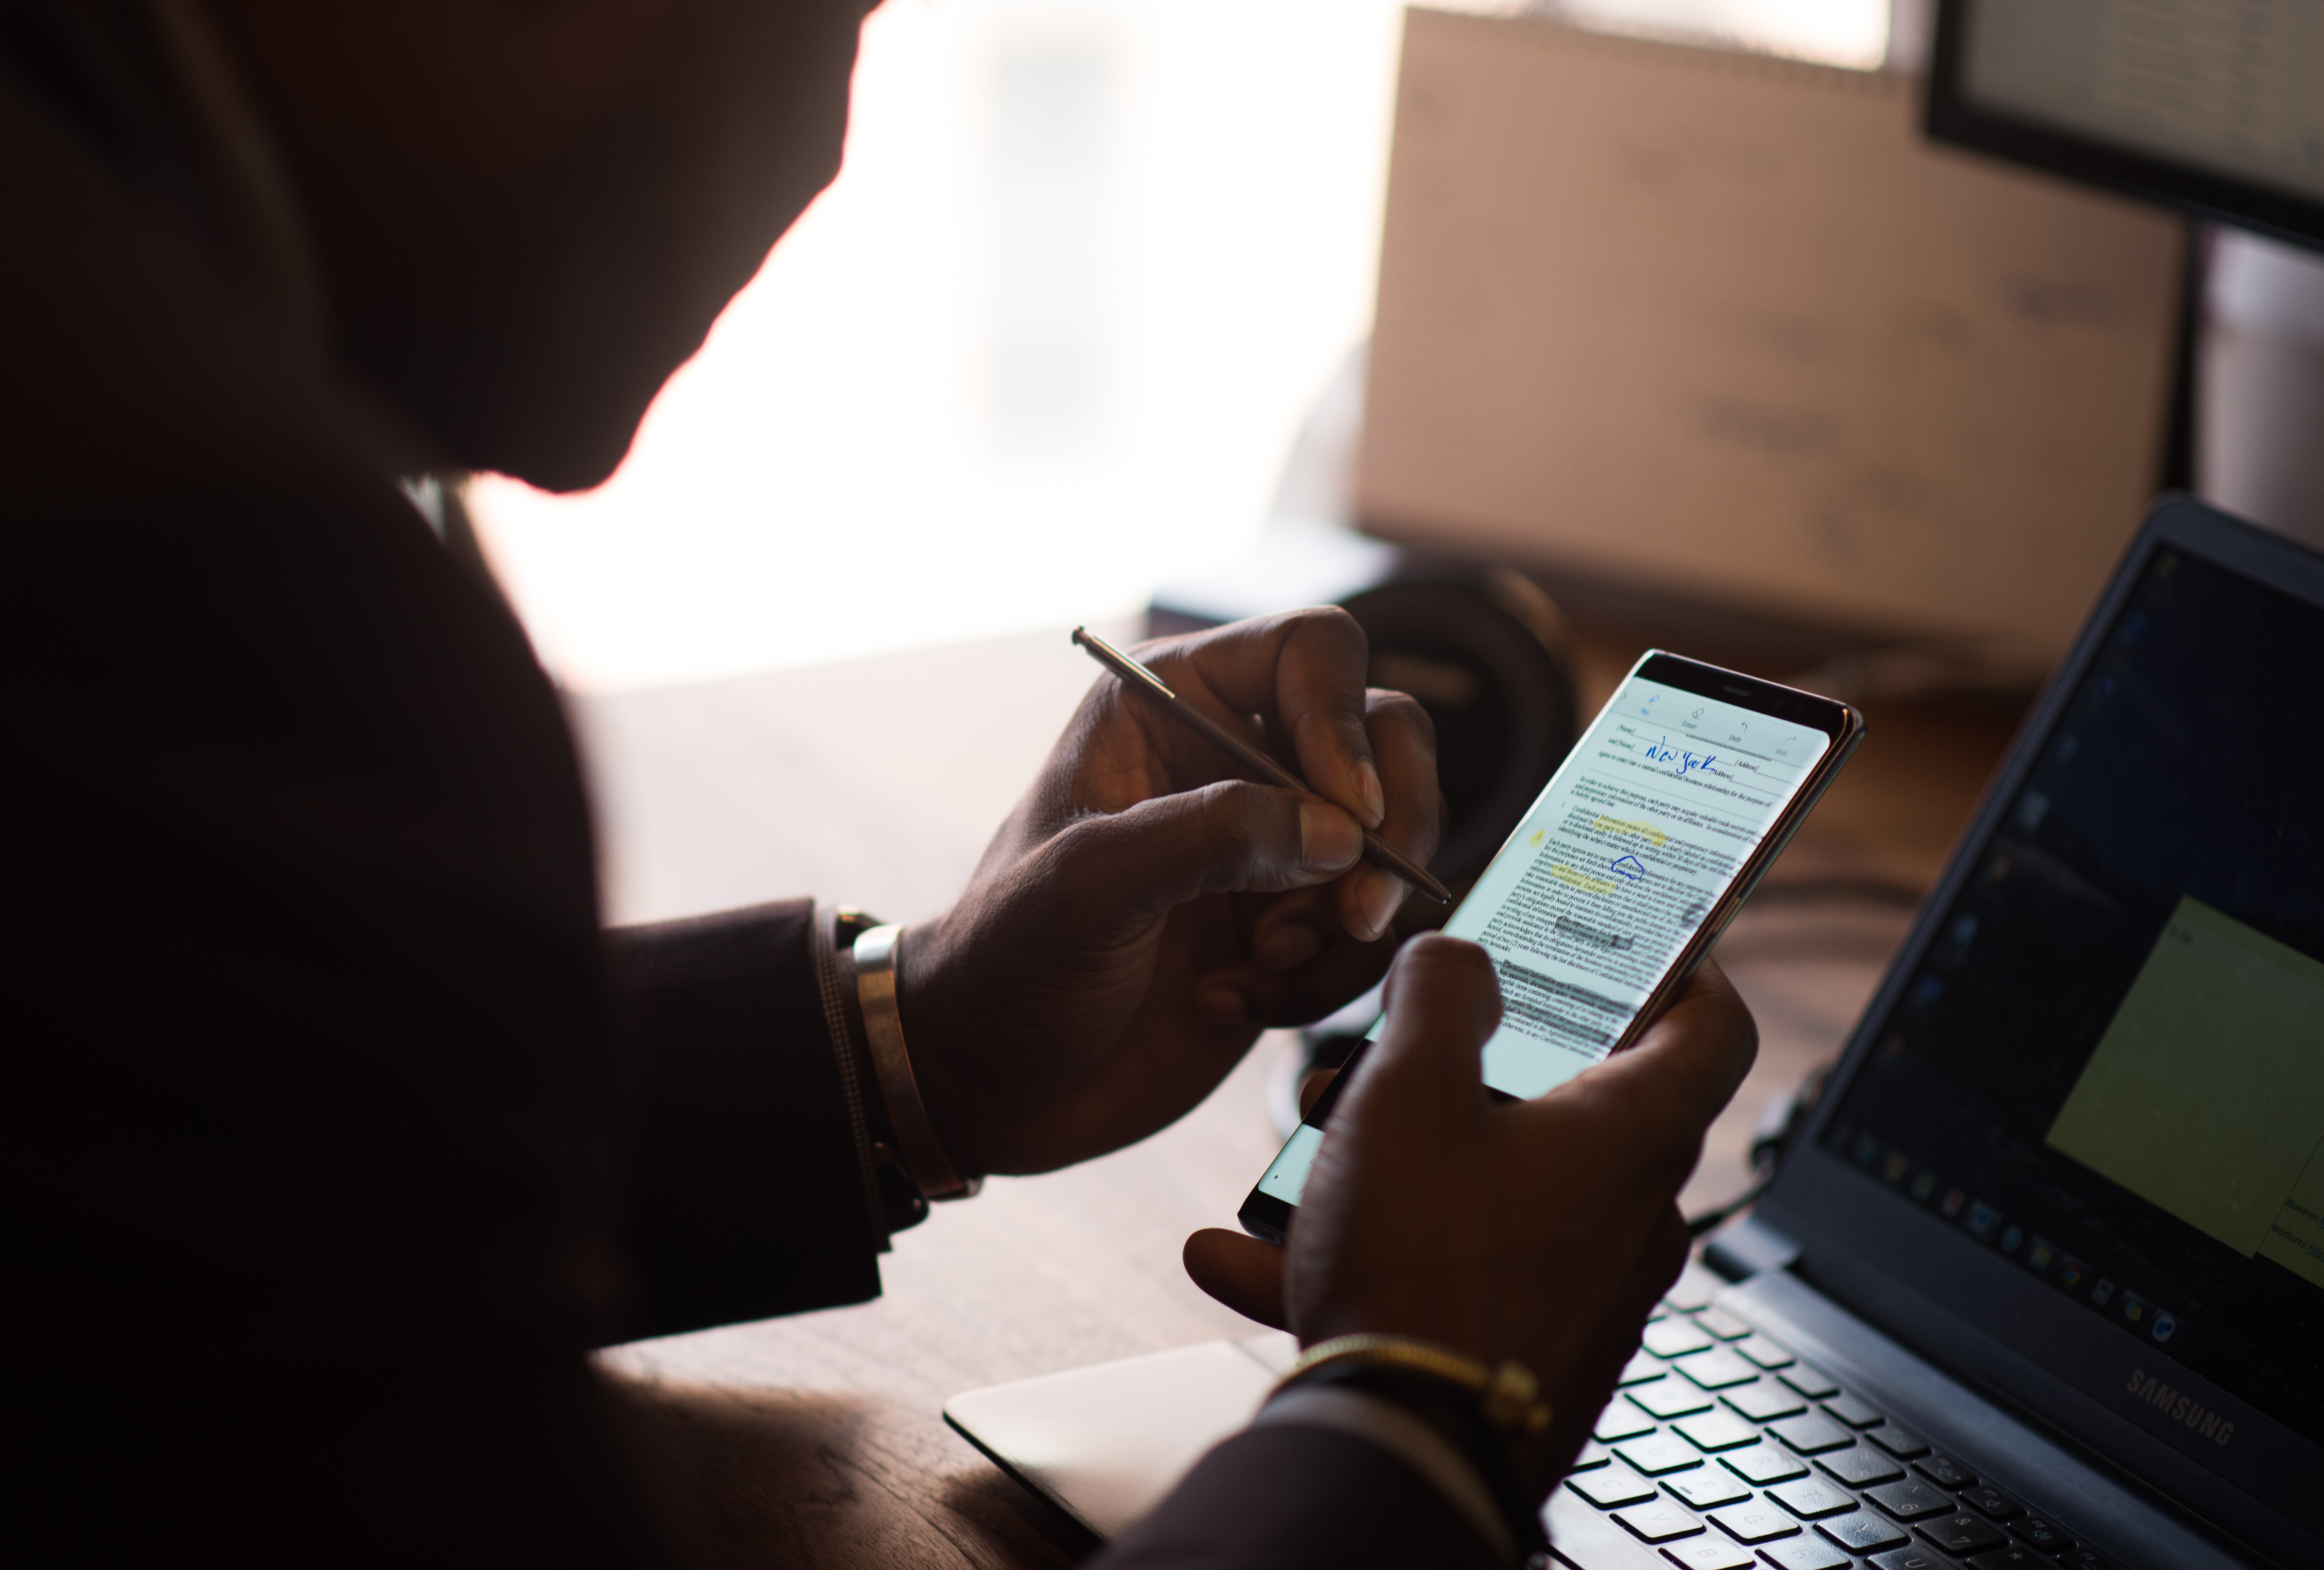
top-left (1257, 923), bottom-right (1323, 972)
top-left (1195, 985), bottom-right (1250, 1024)
top-left (1299, 799), bottom-right (1363, 872)
top-left (1357, 869), bottom-right (1405, 942)
top-left (1355, 760), bottom-right (1386, 829)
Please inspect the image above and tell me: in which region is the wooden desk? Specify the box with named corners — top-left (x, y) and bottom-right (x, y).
top-left (570, 625), bottom-right (2023, 1569)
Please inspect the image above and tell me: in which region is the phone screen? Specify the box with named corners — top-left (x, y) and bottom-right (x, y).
top-left (1253, 661), bottom-right (1839, 1208)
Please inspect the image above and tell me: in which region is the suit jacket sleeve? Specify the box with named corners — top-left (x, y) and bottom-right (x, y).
top-left (603, 900), bottom-right (886, 1341)
top-left (1097, 1427), bottom-right (1509, 1569)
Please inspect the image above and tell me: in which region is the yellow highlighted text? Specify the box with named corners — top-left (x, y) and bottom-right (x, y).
top-left (1550, 862), bottom-right (1619, 895)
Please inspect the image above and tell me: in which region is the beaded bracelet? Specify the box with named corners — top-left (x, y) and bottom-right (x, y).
top-left (1275, 1334), bottom-right (1555, 1561)
top-left (1280, 1334), bottom-right (1555, 1437)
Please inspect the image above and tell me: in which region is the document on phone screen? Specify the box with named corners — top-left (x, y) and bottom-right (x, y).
top-left (1446, 675), bottom-right (1832, 1099)
top-left (1254, 672), bottom-right (1830, 1208)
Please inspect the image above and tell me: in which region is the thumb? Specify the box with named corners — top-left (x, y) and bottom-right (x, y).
top-left (1184, 1229), bottom-right (1288, 1330)
top-left (1341, 935), bottom-right (1504, 1122)
top-left (1054, 780), bottom-right (1363, 923)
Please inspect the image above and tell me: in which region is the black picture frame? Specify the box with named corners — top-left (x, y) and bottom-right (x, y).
top-left (1926, 0), bottom-right (2324, 256)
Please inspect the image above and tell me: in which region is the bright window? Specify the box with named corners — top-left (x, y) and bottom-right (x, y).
top-left (470, 0), bottom-right (1889, 692)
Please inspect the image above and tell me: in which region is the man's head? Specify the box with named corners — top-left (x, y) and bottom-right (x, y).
top-left (203, 0), bottom-right (874, 491)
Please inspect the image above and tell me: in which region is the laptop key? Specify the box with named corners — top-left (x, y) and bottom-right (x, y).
top-left (1778, 1364), bottom-right (1841, 1399)
top-left (1666, 1468), bottom-right (1752, 1510)
top-left (1966, 1550), bottom-right (2044, 1570)
top-left (1821, 1392), bottom-right (1884, 1428)
top-left (1719, 1443), bottom-right (1808, 1485)
top-left (2012, 1516), bottom-right (2074, 1551)
top-left (1673, 1410), bottom-right (1760, 1453)
top-left (1913, 1454), bottom-right (1977, 1489)
top-left (1723, 1381), bottom-right (1807, 1423)
top-left (1863, 1478), bottom-right (1953, 1520)
top-left (1618, 1434), bottom-right (1706, 1476)
top-left (1633, 1381), bottom-right (1717, 1419)
top-left (1622, 1350), bottom-right (1671, 1387)
top-left (1661, 1539), bottom-right (1756, 1570)
top-left (1697, 1306), bottom-right (1753, 1340)
top-left (1662, 1270), bottom-right (1719, 1314)
top-left (1867, 1424), bottom-right (1931, 1459)
top-left (1613, 1500), bottom-right (1705, 1543)
top-left (1708, 1500), bottom-right (1800, 1543)
top-left (1766, 1413), bottom-right (1854, 1454)
top-left (1868, 1550), bottom-right (1956, 1570)
top-left (1568, 1465), bottom-right (1660, 1508)
top-left (1646, 1319), bottom-right (1718, 1358)
top-left (1814, 1443), bottom-right (1905, 1487)
top-left (1596, 1404), bottom-right (1658, 1441)
top-left (2057, 1552), bottom-right (2116, 1570)
top-left (1766, 1478), bottom-right (1856, 1519)
top-left (1675, 1348), bottom-right (1762, 1390)
top-left (1815, 1511), bottom-right (1910, 1553)
top-left (1758, 1539), bottom-right (1851, 1570)
top-left (1569, 1443), bottom-right (1613, 1472)
top-left (1733, 1335), bottom-right (1796, 1370)
top-left (1922, 1511), bottom-right (2009, 1555)
top-left (1962, 1485), bottom-right (2023, 1520)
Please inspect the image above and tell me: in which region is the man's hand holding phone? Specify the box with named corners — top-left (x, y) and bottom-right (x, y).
top-left (1185, 935), bottom-right (1758, 1495)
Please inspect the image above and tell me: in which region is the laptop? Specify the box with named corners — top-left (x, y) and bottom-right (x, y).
top-left (945, 495), bottom-right (2324, 1570)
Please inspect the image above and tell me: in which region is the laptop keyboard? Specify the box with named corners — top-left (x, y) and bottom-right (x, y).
top-left (1555, 1283), bottom-right (2118, 1570)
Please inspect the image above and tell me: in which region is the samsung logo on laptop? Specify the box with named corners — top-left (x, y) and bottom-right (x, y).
top-left (2126, 1369), bottom-right (2234, 1445)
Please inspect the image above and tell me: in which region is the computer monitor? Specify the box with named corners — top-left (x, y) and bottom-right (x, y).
top-left (1928, 0), bottom-right (2324, 253)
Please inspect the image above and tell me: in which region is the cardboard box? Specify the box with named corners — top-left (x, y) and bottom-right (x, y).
top-left (1359, 10), bottom-right (2186, 674)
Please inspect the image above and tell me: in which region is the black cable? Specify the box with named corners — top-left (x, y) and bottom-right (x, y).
top-left (1683, 1063), bottom-right (1834, 1237)
top-left (1685, 1177), bottom-right (1771, 1238)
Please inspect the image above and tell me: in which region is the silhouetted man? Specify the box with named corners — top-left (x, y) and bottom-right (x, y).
top-left (0, 4), bottom-right (1753, 1564)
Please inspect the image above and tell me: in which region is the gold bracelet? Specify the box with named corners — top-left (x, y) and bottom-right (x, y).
top-left (852, 923), bottom-right (980, 1201)
top-left (1280, 1334), bottom-right (1554, 1437)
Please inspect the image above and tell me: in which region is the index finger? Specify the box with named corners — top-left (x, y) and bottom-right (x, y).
top-left (1150, 609), bottom-right (1383, 831)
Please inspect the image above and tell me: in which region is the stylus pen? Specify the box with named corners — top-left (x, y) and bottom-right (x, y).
top-left (1072, 626), bottom-right (1451, 905)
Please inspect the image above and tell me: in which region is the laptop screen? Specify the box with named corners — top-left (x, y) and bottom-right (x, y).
top-left (1816, 542), bottom-right (2324, 1451)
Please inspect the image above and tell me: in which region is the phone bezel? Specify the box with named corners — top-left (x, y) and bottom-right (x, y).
top-left (1238, 650), bottom-right (1863, 1245)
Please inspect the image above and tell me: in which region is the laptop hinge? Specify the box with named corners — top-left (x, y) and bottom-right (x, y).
top-left (1703, 1213), bottom-right (1802, 1281)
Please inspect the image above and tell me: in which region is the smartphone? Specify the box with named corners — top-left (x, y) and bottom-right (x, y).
top-left (1237, 651), bottom-right (1865, 1245)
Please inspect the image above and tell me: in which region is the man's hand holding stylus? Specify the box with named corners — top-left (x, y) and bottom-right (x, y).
top-left (899, 609), bottom-right (1444, 1177)
top-left (1184, 939), bottom-right (1759, 1497)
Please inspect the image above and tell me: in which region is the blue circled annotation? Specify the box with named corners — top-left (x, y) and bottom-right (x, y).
top-left (1642, 736), bottom-right (1718, 779)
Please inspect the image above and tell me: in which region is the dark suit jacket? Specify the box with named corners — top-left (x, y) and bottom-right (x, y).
top-left (0, 7), bottom-right (1501, 1565)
